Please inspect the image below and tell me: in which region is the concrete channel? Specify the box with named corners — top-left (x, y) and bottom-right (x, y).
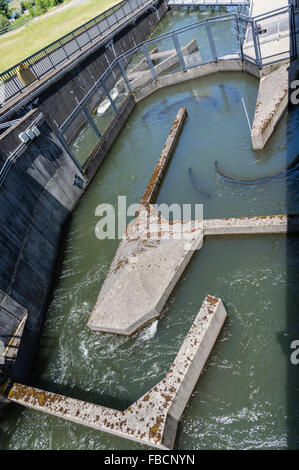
top-left (0, 0), bottom-right (298, 450)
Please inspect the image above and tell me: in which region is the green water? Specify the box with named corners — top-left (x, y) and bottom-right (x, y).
top-left (1, 9), bottom-right (299, 450)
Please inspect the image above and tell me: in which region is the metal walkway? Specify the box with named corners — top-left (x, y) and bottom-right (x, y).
top-left (168, 0), bottom-right (249, 6)
top-left (0, 0), bottom-right (156, 112)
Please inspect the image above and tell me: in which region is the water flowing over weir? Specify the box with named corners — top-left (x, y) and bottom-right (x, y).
top-left (1, 5), bottom-right (299, 449)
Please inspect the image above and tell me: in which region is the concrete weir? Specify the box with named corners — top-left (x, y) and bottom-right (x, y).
top-left (4, 295), bottom-right (227, 450)
top-left (203, 214), bottom-right (299, 236)
top-left (251, 63), bottom-right (289, 150)
top-left (88, 108), bottom-right (203, 336)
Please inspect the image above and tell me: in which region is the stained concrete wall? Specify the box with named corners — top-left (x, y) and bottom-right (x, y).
top-left (4, 296), bottom-right (227, 449)
top-left (0, 109), bottom-right (85, 385)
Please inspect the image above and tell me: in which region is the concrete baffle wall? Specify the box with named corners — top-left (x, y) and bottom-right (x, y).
top-left (4, 295), bottom-right (227, 449)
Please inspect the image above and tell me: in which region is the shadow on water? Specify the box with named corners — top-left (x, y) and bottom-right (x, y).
top-left (287, 1), bottom-right (299, 448)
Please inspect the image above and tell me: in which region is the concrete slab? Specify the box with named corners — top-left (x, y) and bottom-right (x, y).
top-left (203, 214), bottom-right (299, 236)
top-left (251, 63), bottom-right (289, 150)
top-left (250, 0), bottom-right (288, 18)
top-left (5, 295), bottom-right (227, 449)
top-left (88, 108), bottom-right (203, 335)
top-left (88, 205), bottom-right (203, 335)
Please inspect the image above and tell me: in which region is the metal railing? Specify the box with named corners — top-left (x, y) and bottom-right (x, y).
top-left (168, 0), bottom-right (249, 5)
top-left (0, 0), bottom-right (156, 107)
top-left (56, 5), bottom-right (296, 173)
top-left (0, 16), bottom-right (29, 36)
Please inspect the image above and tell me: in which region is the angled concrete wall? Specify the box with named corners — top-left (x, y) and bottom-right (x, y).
top-left (4, 296), bottom-right (227, 450)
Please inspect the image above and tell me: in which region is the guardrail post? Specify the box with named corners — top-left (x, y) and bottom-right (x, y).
top-left (45, 50), bottom-right (56, 69)
top-left (121, 4), bottom-right (127, 19)
top-left (84, 25), bottom-right (92, 42)
top-left (172, 32), bottom-right (186, 71)
top-left (56, 130), bottom-right (84, 174)
top-left (118, 59), bottom-right (133, 93)
top-left (72, 32), bottom-right (82, 51)
top-left (60, 41), bottom-right (70, 59)
top-left (251, 20), bottom-right (262, 67)
top-left (81, 104), bottom-right (103, 140)
top-left (104, 11), bottom-right (111, 28)
top-left (100, 79), bottom-right (119, 114)
top-left (142, 44), bottom-right (157, 80)
top-left (128, 0), bottom-right (133, 14)
top-left (114, 6), bottom-right (120, 24)
top-left (235, 13), bottom-right (244, 60)
top-left (205, 20), bottom-right (218, 62)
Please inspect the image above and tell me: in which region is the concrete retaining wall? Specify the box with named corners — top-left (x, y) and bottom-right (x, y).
top-left (0, 109), bottom-right (85, 384)
top-left (133, 58), bottom-right (259, 102)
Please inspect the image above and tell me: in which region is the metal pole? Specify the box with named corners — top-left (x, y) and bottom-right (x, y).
top-left (242, 97), bottom-right (252, 132)
top-left (84, 25), bottom-right (92, 43)
top-left (251, 20), bottom-right (262, 67)
top-left (72, 32), bottom-right (82, 51)
top-left (81, 104), bottom-right (103, 140)
top-left (100, 79), bottom-right (119, 114)
top-left (142, 44), bottom-right (157, 80)
top-left (56, 131), bottom-right (84, 174)
top-left (205, 20), bottom-right (218, 62)
top-left (118, 59), bottom-right (133, 93)
top-left (172, 32), bottom-right (186, 71)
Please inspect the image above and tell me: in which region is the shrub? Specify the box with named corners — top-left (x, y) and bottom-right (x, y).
top-left (0, 0), bottom-right (9, 19)
top-left (0, 13), bottom-right (9, 32)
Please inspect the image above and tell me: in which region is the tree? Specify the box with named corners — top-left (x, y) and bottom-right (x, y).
top-left (0, 13), bottom-right (9, 31)
top-left (0, 0), bottom-right (9, 19)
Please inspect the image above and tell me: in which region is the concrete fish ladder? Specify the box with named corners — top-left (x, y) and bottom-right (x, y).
top-left (88, 107), bottom-right (204, 336)
top-left (4, 295), bottom-right (227, 450)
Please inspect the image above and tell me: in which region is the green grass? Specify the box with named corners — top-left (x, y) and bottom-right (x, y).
top-left (0, 0), bottom-right (119, 73)
top-left (8, 0), bottom-right (23, 10)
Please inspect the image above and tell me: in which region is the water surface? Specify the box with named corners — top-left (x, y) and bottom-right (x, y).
top-left (1, 8), bottom-right (299, 450)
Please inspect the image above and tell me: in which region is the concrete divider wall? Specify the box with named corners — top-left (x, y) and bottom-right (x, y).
top-left (4, 296), bottom-right (227, 449)
top-left (0, 110), bottom-right (85, 385)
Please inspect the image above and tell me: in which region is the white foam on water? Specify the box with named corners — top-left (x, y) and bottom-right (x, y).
top-left (97, 99), bottom-right (111, 115)
top-left (97, 87), bottom-right (119, 115)
top-left (139, 320), bottom-right (158, 341)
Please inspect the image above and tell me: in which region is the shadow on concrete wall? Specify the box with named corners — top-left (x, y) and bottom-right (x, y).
top-left (0, 125), bottom-right (76, 385)
top-left (286, 0), bottom-right (299, 450)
